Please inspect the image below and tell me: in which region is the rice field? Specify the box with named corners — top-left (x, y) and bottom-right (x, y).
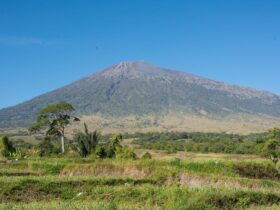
top-left (0, 153), bottom-right (279, 209)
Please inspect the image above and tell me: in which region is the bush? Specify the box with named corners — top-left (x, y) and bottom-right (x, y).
top-left (94, 143), bottom-right (117, 159)
top-left (38, 137), bottom-right (60, 157)
top-left (0, 136), bottom-right (16, 157)
top-left (265, 139), bottom-right (280, 165)
top-left (73, 123), bottom-right (100, 157)
top-left (131, 131), bottom-right (268, 155)
top-left (10, 148), bottom-right (28, 159)
top-left (141, 152), bottom-right (152, 160)
top-left (116, 146), bottom-right (137, 160)
top-left (232, 162), bottom-right (280, 180)
top-left (95, 145), bottom-right (108, 159)
top-left (95, 134), bottom-right (124, 159)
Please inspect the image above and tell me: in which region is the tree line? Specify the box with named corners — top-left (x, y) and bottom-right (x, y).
top-left (132, 129), bottom-right (280, 165)
top-left (1, 102), bottom-right (279, 165)
top-left (1, 102), bottom-right (151, 160)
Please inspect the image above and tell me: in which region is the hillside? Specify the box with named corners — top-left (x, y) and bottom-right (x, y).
top-left (1, 61), bottom-right (280, 133)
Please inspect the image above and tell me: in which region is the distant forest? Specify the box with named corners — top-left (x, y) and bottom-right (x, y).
top-left (6, 130), bottom-right (271, 156)
top-left (127, 132), bottom-right (268, 155)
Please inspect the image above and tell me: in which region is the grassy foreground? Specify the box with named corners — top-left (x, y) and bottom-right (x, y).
top-left (0, 154), bottom-right (279, 210)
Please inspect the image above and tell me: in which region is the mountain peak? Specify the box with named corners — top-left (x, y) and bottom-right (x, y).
top-left (116, 60), bottom-right (149, 67)
top-left (97, 61), bottom-right (167, 79)
top-left (1, 61), bottom-right (280, 133)
top-left (112, 61), bottom-right (155, 72)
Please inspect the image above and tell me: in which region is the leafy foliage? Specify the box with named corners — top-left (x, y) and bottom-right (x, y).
top-left (132, 131), bottom-right (267, 155)
top-left (38, 137), bottom-right (60, 157)
top-left (141, 152), bottom-right (152, 160)
top-left (29, 102), bottom-right (79, 153)
top-left (265, 128), bottom-right (280, 165)
top-left (73, 123), bottom-right (100, 157)
top-left (95, 134), bottom-right (123, 159)
top-left (29, 102), bottom-right (76, 134)
top-left (0, 136), bottom-right (15, 157)
top-left (39, 102), bottom-right (75, 115)
top-left (95, 145), bottom-right (108, 159)
top-left (116, 146), bottom-right (137, 160)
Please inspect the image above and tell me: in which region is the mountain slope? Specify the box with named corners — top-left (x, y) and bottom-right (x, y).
top-left (1, 61), bottom-right (280, 133)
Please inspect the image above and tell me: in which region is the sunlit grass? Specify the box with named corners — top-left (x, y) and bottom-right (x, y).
top-left (0, 153), bottom-right (279, 209)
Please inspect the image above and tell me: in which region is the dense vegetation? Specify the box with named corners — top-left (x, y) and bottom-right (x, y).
top-left (131, 132), bottom-right (269, 155)
top-left (2, 127), bottom-right (280, 164)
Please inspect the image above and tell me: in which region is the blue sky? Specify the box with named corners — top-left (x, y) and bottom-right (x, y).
top-left (0, 0), bottom-right (279, 109)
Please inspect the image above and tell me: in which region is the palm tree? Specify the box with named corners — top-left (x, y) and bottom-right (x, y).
top-left (74, 123), bottom-right (99, 157)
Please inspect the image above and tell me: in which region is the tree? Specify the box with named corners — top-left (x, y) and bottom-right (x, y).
top-left (0, 136), bottom-right (16, 157)
top-left (265, 128), bottom-right (280, 165)
top-left (74, 123), bottom-right (100, 157)
top-left (29, 102), bottom-right (79, 153)
top-left (265, 139), bottom-right (280, 165)
top-left (268, 127), bottom-right (280, 138)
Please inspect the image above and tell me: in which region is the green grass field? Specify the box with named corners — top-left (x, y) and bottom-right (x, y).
top-left (0, 152), bottom-right (279, 210)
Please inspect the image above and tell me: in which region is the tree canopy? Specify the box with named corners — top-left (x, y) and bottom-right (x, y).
top-left (29, 102), bottom-right (79, 153)
top-left (266, 128), bottom-right (280, 165)
top-left (0, 136), bottom-right (15, 157)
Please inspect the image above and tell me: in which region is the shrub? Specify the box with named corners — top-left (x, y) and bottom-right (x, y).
top-left (0, 136), bottom-right (16, 157)
top-left (38, 137), bottom-right (60, 157)
top-left (141, 152), bottom-right (152, 160)
top-left (73, 123), bottom-right (100, 157)
top-left (265, 139), bottom-right (280, 165)
top-left (95, 145), bottom-right (108, 159)
top-left (116, 146), bottom-right (137, 160)
top-left (232, 162), bottom-right (280, 180)
top-left (95, 134), bottom-right (124, 159)
top-left (10, 148), bottom-right (28, 159)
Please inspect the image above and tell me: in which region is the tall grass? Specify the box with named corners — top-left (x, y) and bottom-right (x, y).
top-left (0, 156), bottom-right (279, 209)
top-left (1, 186), bottom-right (280, 209)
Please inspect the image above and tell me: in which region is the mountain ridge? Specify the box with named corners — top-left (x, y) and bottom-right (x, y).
top-left (1, 61), bottom-right (280, 133)
top-left (94, 61), bottom-right (278, 101)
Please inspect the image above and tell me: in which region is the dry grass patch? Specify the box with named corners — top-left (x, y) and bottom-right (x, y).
top-left (60, 162), bottom-right (152, 178)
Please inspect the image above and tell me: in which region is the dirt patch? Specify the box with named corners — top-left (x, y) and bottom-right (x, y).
top-left (0, 172), bottom-right (37, 177)
top-left (60, 164), bottom-right (151, 178)
top-left (232, 163), bottom-right (280, 180)
top-left (1, 187), bottom-right (51, 202)
top-left (166, 173), bottom-right (264, 189)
